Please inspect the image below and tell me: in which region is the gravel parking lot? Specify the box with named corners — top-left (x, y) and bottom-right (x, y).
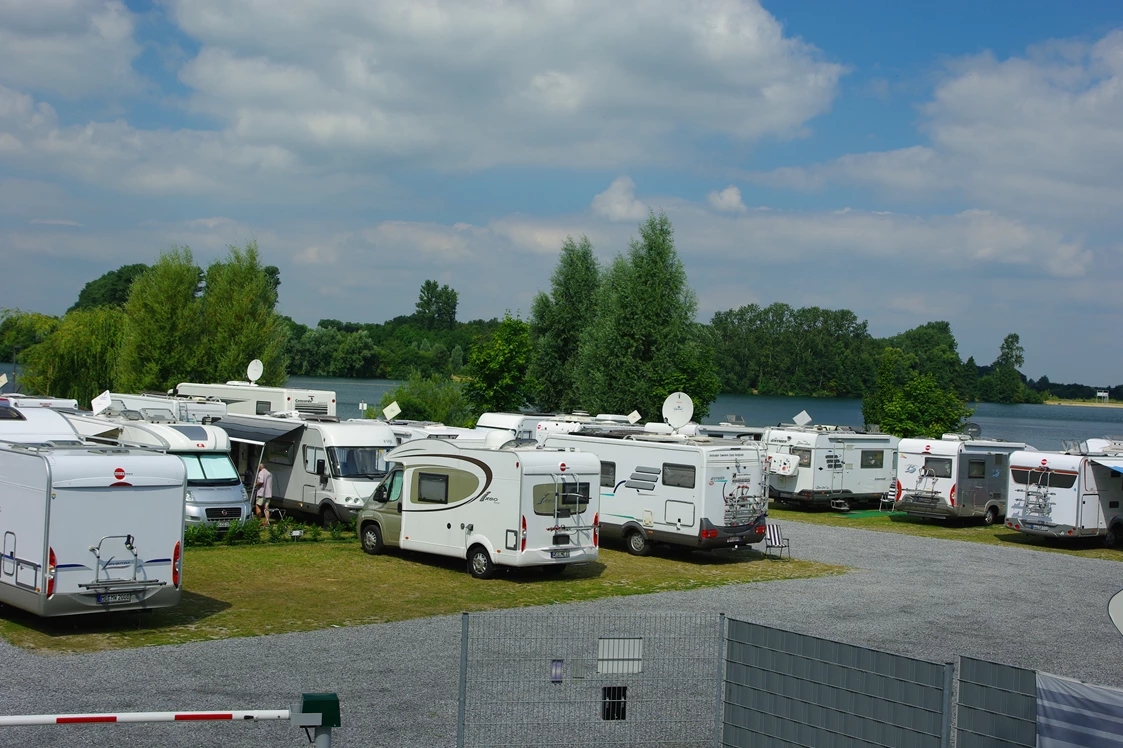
top-left (1, 520), bottom-right (1121, 747)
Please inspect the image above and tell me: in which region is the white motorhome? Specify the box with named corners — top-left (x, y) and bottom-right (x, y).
top-left (0, 395), bottom-right (79, 410)
top-left (475, 412), bottom-right (556, 441)
top-left (763, 426), bottom-right (900, 510)
top-left (895, 434), bottom-right (1031, 523)
top-left (105, 391), bottom-right (227, 424)
top-left (1004, 439), bottom-right (1123, 546)
top-left (357, 439), bottom-right (600, 578)
top-left (543, 430), bottom-right (769, 554)
top-left (381, 420), bottom-right (487, 446)
top-left (0, 406), bottom-right (185, 616)
top-left (65, 413), bottom-right (251, 530)
top-left (218, 412), bottom-right (397, 525)
top-left (175, 381), bottom-right (337, 417)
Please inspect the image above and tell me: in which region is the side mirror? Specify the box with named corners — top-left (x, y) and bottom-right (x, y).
top-left (316, 459), bottom-right (326, 477)
top-left (373, 485), bottom-right (387, 502)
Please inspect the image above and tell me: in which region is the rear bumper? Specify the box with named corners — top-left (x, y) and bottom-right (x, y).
top-left (1005, 518), bottom-right (1089, 538)
top-left (684, 517), bottom-right (766, 549)
top-left (35, 585), bottom-right (181, 617)
top-left (770, 487), bottom-right (886, 507)
top-left (896, 496), bottom-right (958, 519)
top-left (506, 545), bottom-right (598, 567)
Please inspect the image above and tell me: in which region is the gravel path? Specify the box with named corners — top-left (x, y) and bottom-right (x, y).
top-left (1, 521), bottom-right (1121, 747)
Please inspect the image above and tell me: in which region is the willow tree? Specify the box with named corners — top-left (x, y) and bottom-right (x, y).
top-left (573, 212), bottom-right (720, 420)
top-left (529, 235), bottom-right (600, 412)
top-left (20, 307), bottom-right (126, 406)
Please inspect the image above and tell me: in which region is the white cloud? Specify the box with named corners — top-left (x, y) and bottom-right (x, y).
top-left (29, 218), bottom-right (82, 226)
top-left (707, 185), bottom-right (747, 213)
top-left (363, 221), bottom-right (475, 259)
top-left (592, 177), bottom-right (648, 221)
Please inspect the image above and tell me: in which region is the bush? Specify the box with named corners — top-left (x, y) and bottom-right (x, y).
top-left (184, 523), bottom-right (218, 548)
top-left (329, 522), bottom-right (344, 541)
top-left (308, 524), bottom-right (323, 542)
top-left (222, 518), bottom-right (262, 545)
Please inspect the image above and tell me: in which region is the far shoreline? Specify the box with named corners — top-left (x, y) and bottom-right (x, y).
top-left (1045, 400), bottom-right (1123, 409)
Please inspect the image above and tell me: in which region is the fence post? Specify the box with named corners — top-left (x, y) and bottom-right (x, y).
top-left (941, 661), bottom-right (955, 748)
top-left (456, 611), bottom-right (469, 748)
top-left (713, 613), bottom-right (726, 748)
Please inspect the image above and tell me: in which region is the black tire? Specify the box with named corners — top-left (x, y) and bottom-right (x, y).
top-left (1105, 524), bottom-right (1120, 549)
top-left (320, 505), bottom-right (340, 529)
top-left (626, 529), bottom-right (652, 556)
top-left (467, 545), bottom-right (496, 579)
top-left (984, 506), bottom-right (999, 526)
top-left (361, 523), bottom-right (384, 555)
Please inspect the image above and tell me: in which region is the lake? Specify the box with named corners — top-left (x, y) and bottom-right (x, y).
top-left (4, 365), bottom-right (1120, 450)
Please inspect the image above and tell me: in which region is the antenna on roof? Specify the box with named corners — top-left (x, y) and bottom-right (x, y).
top-left (963, 422), bottom-right (982, 439)
top-left (662, 392), bottom-right (694, 433)
top-left (246, 359), bottom-right (264, 385)
top-left (792, 410), bottom-right (812, 427)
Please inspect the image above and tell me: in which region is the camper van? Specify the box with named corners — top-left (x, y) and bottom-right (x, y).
top-left (1005, 440), bottom-right (1123, 546)
top-left (65, 413), bottom-right (251, 530)
top-left (474, 412), bottom-right (556, 442)
top-left (762, 426), bottom-right (899, 510)
top-left (175, 381), bottom-right (337, 417)
top-left (357, 439), bottom-right (600, 578)
top-left (895, 434), bottom-right (1031, 523)
top-left (218, 412), bottom-right (397, 526)
top-left (0, 406), bottom-right (185, 616)
top-left (542, 430), bottom-right (769, 554)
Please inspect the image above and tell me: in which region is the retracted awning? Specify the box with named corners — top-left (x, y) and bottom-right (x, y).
top-left (1091, 457), bottom-right (1123, 474)
top-left (216, 414), bottom-right (304, 444)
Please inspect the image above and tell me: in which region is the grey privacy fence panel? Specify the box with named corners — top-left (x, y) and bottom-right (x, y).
top-left (721, 620), bottom-right (953, 748)
top-left (457, 611), bottom-right (723, 748)
top-left (956, 656), bottom-right (1036, 748)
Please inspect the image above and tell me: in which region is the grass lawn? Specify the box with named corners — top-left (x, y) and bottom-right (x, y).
top-left (0, 537), bottom-right (843, 655)
top-left (770, 503), bottom-right (1123, 562)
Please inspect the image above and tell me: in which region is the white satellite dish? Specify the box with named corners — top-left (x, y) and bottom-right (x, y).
top-left (662, 392), bottom-right (694, 432)
top-left (0, 373), bottom-right (7, 389)
top-left (382, 401), bottom-right (402, 421)
top-left (627, 410), bottom-right (642, 424)
top-left (793, 410), bottom-right (812, 427)
top-left (246, 359), bottom-right (264, 384)
top-left (91, 389), bottom-right (113, 415)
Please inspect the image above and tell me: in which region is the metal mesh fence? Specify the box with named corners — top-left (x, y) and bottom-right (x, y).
top-left (457, 611), bottom-right (723, 748)
top-left (955, 656), bottom-right (1036, 748)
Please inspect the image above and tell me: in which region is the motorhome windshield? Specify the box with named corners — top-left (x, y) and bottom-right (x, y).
top-left (328, 447), bottom-right (389, 480)
top-left (177, 453), bottom-right (240, 485)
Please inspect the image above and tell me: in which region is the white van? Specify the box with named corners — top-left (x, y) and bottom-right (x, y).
top-left (0, 406), bottom-right (185, 616)
top-left (543, 430), bottom-right (769, 554)
top-left (763, 426), bottom-right (899, 510)
top-left (358, 439), bottom-right (600, 578)
top-left (175, 381), bottom-right (337, 417)
top-left (895, 434), bottom-right (1031, 523)
top-left (1005, 441), bottom-right (1123, 546)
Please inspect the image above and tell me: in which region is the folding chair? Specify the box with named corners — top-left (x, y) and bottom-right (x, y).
top-left (765, 522), bottom-right (790, 559)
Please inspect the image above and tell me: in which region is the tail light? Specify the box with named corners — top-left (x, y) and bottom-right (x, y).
top-left (593, 513), bottom-right (599, 548)
top-left (701, 529), bottom-right (719, 539)
top-left (520, 516), bottom-right (527, 552)
top-left (46, 547), bottom-right (56, 597)
top-left (172, 541), bottom-right (182, 588)
top-left (896, 480), bottom-right (902, 501)
top-left (949, 484), bottom-right (957, 508)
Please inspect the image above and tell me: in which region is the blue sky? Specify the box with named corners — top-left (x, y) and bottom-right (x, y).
top-left (1, 1), bottom-right (1122, 384)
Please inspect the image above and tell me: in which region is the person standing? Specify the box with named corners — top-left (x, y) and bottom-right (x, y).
top-left (254, 462), bottom-right (273, 522)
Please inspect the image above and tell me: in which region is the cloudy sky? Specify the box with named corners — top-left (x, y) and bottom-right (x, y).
top-left (2, 0), bottom-right (1122, 384)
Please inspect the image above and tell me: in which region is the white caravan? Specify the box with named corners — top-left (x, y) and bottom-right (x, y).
top-left (0, 406), bottom-right (185, 616)
top-left (357, 439), bottom-right (600, 578)
top-left (65, 413), bottom-right (251, 530)
top-left (763, 426), bottom-right (900, 510)
top-left (0, 395), bottom-right (79, 410)
top-left (218, 412), bottom-right (396, 525)
top-left (895, 434), bottom-right (1031, 523)
top-left (543, 430), bottom-right (769, 554)
top-left (1004, 440), bottom-right (1123, 546)
top-left (175, 381), bottom-right (337, 417)
top-left (105, 391), bottom-right (227, 424)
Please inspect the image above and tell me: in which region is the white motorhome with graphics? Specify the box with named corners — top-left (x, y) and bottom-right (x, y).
top-left (763, 426), bottom-right (899, 510)
top-left (542, 430), bottom-right (769, 554)
top-left (174, 381), bottom-right (337, 417)
top-left (218, 412), bottom-right (396, 526)
top-left (0, 405), bottom-right (185, 616)
top-left (895, 433), bottom-right (1032, 523)
top-left (1004, 439), bottom-right (1123, 546)
top-left (357, 439), bottom-right (600, 578)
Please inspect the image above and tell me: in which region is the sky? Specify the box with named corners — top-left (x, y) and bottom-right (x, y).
top-left (1, 0), bottom-right (1122, 385)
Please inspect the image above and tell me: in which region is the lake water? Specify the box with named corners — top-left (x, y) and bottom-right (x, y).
top-left (4, 365), bottom-right (1120, 450)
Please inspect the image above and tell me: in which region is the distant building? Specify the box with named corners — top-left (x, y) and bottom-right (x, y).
top-left (1097, 390), bottom-right (1109, 403)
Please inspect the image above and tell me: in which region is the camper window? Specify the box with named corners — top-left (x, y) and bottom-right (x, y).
top-left (533, 482), bottom-right (591, 515)
top-left (256, 401), bottom-right (271, 415)
top-left (267, 440), bottom-right (296, 466)
top-left (417, 472), bottom-right (449, 504)
top-left (792, 448), bottom-right (811, 468)
top-left (601, 462), bottom-right (616, 488)
top-left (662, 463), bottom-right (696, 489)
top-left (1011, 469), bottom-right (1077, 489)
top-left (328, 447), bottom-right (388, 479)
top-left (924, 457), bottom-right (953, 479)
top-left (967, 460), bottom-right (986, 479)
top-left (860, 450), bottom-right (884, 469)
top-left (304, 446), bottom-right (328, 476)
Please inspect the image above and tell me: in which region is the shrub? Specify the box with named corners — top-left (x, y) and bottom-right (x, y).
top-left (184, 523), bottom-right (218, 548)
top-left (308, 524), bottom-right (323, 542)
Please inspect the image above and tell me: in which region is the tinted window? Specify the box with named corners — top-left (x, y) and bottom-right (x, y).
top-left (601, 462), bottom-right (616, 488)
top-left (662, 463), bottom-right (695, 489)
top-left (304, 445), bottom-right (327, 475)
top-left (533, 482), bottom-right (591, 516)
top-left (417, 472), bottom-right (449, 503)
top-left (792, 448), bottom-right (811, 468)
top-left (924, 457), bottom-right (953, 478)
top-left (256, 401), bottom-right (271, 415)
top-left (1011, 469), bottom-right (1077, 489)
top-left (329, 447), bottom-right (388, 479)
top-left (860, 450), bottom-right (884, 469)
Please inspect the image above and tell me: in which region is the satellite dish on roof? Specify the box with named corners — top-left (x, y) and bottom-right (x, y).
top-left (793, 410), bottom-right (812, 427)
top-left (246, 359), bottom-right (264, 385)
top-left (662, 392), bottom-right (694, 431)
top-left (964, 422), bottom-right (982, 439)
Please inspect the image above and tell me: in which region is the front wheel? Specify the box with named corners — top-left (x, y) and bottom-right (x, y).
top-left (467, 545), bottom-right (496, 579)
top-left (361, 523), bottom-right (384, 555)
top-left (321, 505), bottom-right (340, 529)
top-left (626, 530), bottom-right (652, 556)
top-left (983, 506), bottom-right (999, 526)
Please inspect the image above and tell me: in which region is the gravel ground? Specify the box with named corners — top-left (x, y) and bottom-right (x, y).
top-left (1, 521), bottom-right (1121, 747)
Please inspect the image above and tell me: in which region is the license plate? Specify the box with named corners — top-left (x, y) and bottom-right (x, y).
top-left (216, 520), bottom-right (232, 528)
top-left (96, 592), bottom-right (133, 605)
top-left (727, 536), bottom-right (743, 543)
top-left (550, 550), bottom-right (570, 559)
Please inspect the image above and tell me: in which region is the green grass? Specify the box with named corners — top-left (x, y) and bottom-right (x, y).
top-left (0, 537), bottom-right (843, 655)
top-left (770, 503), bottom-right (1123, 561)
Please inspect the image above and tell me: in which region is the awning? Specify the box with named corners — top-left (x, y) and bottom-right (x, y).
top-left (1091, 458), bottom-right (1123, 474)
top-left (216, 414), bottom-right (305, 444)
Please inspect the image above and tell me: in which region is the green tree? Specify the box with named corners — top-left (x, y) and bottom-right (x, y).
top-left (369, 372), bottom-right (474, 427)
top-left (415, 280), bottom-right (459, 330)
top-left (19, 307), bottom-right (126, 406)
top-left (199, 241), bottom-right (287, 385)
top-left (68, 263), bottom-right (150, 312)
top-left (996, 333), bottom-right (1025, 369)
top-left (573, 212), bottom-right (720, 420)
top-left (529, 235), bottom-right (600, 412)
top-left (976, 332), bottom-right (1043, 404)
top-left (0, 310), bottom-right (59, 364)
top-left (863, 347), bottom-right (972, 437)
top-left (116, 247), bottom-right (204, 392)
top-left (464, 312), bottom-right (535, 413)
